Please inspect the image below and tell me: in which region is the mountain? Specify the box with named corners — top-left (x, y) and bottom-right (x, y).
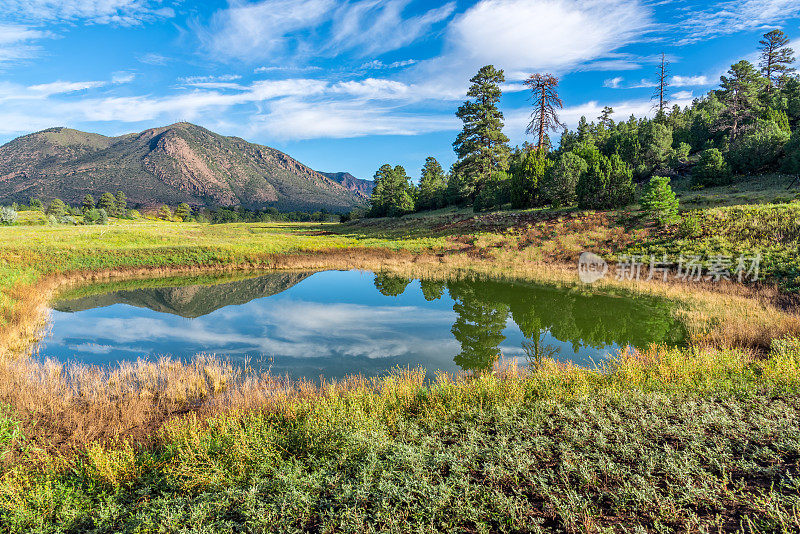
top-left (318, 171), bottom-right (374, 197)
top-left (0, 123), bottom-right (366, 212)
top-left (53, 271), bottom-right (313, 318)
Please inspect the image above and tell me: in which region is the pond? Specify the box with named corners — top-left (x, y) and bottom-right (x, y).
top-left (38, 270), bottom-right (687, 380)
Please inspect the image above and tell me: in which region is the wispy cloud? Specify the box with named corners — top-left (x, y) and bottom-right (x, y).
top-left (0, 24), bottom-right (51, 64)
top-left (139, 52), bottom-right (170, 65)
top-left (3, 0), bottom-right (175, 26)
top-left (199, 0), bottom-right (454, 62)
top-left (678, 0), bottom-right (800, 44)
top-left (360, 59), bottom-right (417, 70)
top-left (670, 75), bottom-right (709, 86)
top-left (603, 76), bottom-right (624, 88)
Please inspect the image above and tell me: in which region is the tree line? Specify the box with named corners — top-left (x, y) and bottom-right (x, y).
top-left (366, 29), bottom-right (800, 218)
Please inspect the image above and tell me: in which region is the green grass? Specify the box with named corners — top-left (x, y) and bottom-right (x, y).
top-left (2, 346), bottom-right (800, 533)
top-left (2, 198), bottom-right (800, 532)
top-left (672, 173), bottom-right (799, 209)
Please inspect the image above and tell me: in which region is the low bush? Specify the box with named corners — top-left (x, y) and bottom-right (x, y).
top-left (0, 206), bottom-right (18, 225)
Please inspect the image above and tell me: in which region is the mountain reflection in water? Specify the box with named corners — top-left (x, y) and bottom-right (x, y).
top-left (43, 270), bottom-right (686, 379)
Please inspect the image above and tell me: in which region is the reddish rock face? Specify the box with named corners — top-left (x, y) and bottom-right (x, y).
top-left (0, 123), bottom-right (366, 212)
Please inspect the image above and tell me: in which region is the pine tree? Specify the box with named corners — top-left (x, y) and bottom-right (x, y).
top-left (114, 191), bottom-right (127, 217)
top-left (81, 194), bottom-right (95, 213)
top-left (640, 176), bottom-right (679, 226)
top-left (369, 164), bottom-right (414, 217)
top-left (453, 65), bottom-right (510, 202)
top-left (417, 157), bottom-right (447, 211)
top-left (524, 73), bottom-right (565, 151)
top-left (598, 106), bottom-right (614, 128)
top-left (759, 29), bottom-right (795, 90)
top-left (98, 192), bottom-right (117, 214)
top-left (717, 60), bottom-right (763, 141)
top-left (175, 203), bottom-right (192, 221)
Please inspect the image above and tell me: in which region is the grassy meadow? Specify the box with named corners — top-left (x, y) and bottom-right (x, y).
top-left (2, 190), bottom-right (800, 532)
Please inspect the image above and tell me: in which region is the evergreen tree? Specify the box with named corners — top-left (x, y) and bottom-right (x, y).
top-left (598, 106), bottom-right (614, 128)
top-left (453, 65), bottom-right (510, 202)
top-left (81, 194), bottom-right (95, 213)
top-left (158, 205), bottom-right (173, 220)
top-left (98, 192), bottom-right (117, 214)
top-left (447, 281), bottom-right (509, 374)
top-left (717, 60), bottom-right (764, 141)
top-left (510, 149), bottom-right (552, 209)
top-left (29, 198), bottom-right (43, 211)
top-left (175, 203), bottom-right (192, 221)
top-left (692, 148), bottom-right (732, 186)
top-left (416, 157), bottom-right (447, 211)
top-left (46, 198), bottom-right (67, 217)
top-left (640, 176), bottom-right (679, 226)
top-left (370, 164), bottom-right (414, 217)
top-left (541, 152), bottom-right (586, 208)
top-left (114, 191), bottom-right (127, 217)
top-left (759, 29), bottom-right (795, 90)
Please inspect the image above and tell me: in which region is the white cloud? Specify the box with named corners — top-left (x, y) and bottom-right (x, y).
top-left (3, 0), bottom-right (175, 26)
top-left (630, 79), bottom-right (657, 88)
top-left (438, 0), bottom-right (654, 77)
top-left (200, 0), bottom-right (335, 61)
top-left (604, 76), bottom-right (624, 88)
top-left (112, 71), bottom-right (136, 84)
top-left (326, 0), bottom-right (455, 57)
top-left (671, 90), bottom-right (693, 100)
top-left (670, 75), bottom-right (709, 86)
top-left (201, 0), bottom-right (454, 62)
top-left (679, 0), bottom-right (800, 44)
top-left (26, 80), bottom-right (107, 97)
top-left (248, 98), bottom-right (457, 140)
top-left (360, 59), bottom-right (417, 70)
top-left (0, 24), bottom-right (50, 63)
top-left (139, 52), bottom-right (170, 65)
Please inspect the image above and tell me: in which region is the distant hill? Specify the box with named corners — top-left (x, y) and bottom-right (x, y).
top-left (0, 123), bottom-right (367, 212)
top-left (318, 171), bottom-right (374, 197)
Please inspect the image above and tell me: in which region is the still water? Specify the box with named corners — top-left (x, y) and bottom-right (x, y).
top-left (40, 270), bottom-right (686, 380)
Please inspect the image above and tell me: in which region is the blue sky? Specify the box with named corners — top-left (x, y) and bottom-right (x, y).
top-left (0, 0), bottom-right (799, 180)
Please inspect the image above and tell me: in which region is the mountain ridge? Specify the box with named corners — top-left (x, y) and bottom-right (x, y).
top-left (0, 122), bottom-right (367, 212)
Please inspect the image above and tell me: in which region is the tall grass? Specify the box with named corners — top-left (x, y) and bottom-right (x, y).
top-left (2, 344), bottom-right (800, 532)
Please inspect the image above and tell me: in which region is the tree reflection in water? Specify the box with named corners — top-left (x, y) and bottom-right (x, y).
top-left (373, 273), bottom-right (686, 374)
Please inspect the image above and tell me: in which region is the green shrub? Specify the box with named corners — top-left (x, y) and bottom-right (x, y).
top-left (783, 129), bottom-right (800, 177)
top-left (541, 151), bottom-right (585, 208)
top-left (83, 208), bottom-right (108, 225)
top-left (0, 206), bottom-right (18, 225)
top-left (46, 198), bottom-right (67, 217)
top-left (474, 171), bottom-right (510, 212)
top-left (640, 176), bottom-right (679, 226)
top-left (728, 120), bottom-right (790, 174)
top-left (692, 148), bottom-right (731, 186)
top-left (158, 205), bottom-right (173, 220)
top-left (127, 209), bottom-right (141, 219)
top-left (175, 203), bottom-right (192, 221)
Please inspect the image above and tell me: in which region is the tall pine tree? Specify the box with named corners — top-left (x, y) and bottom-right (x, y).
top-left (759, 29), bottom-right (795, 91)
top-left (453, 65), bottom-right (510, 203)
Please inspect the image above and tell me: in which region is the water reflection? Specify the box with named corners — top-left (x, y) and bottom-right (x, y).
top-left (43, 270), bottom-right (686, 379)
